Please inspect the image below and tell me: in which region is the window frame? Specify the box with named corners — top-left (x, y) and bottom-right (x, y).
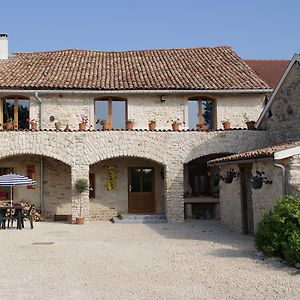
top-left (94, 97), bottom-right (128, 129)
top-left (1, 95), bottom-right (30, 130)
top-left (188, 96), bottom-right (217, 130)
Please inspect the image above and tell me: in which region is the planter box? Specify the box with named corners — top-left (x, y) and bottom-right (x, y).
top-left (54, 214), bottom-right (72, 222)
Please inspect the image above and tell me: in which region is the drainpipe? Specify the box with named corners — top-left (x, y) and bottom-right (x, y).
top-left (35, 92), bottom-right (44, 216)
top-left (40, 157), bottom-right (44, 216)
top-left (34, 91), bottom-right (42, 129)
top-left (274, 163), bottom-right (287, 195)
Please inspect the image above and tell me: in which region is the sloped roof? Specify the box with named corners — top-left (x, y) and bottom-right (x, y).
top-left (208, 141), bottom-right (300, 165)
top-left (0, 46), bottom-right (270, 91)
top-left (256, 54), bottom-right (300, 127)
top-left (244, 59), bottom-right (289, 89)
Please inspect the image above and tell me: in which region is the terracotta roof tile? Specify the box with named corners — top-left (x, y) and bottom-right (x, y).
top-left (0, 46), bottom-right (269, 91)
top-left (208, 141), bottom-right (300, 165)
top-left (244, 60), bottom-right (289, 89)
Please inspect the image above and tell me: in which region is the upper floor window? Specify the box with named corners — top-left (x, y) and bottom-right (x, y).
top-left (1, 96), bottom-right (30, 129)
top-left (95, 97), bottom-right (127, 129)
top-left (188, 97), bottom-right (215, 129)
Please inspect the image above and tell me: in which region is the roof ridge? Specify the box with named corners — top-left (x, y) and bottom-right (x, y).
top-left (13, 45), bottom-right (231, 56)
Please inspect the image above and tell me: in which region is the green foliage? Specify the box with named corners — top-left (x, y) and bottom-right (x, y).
top-left (255, 195), bottom-right (300, 266)
top-left (75, 178), bottom-right (89, 194)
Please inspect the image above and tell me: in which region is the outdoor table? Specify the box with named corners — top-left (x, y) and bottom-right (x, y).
top-left (0, 206), bottom-right (23, 230)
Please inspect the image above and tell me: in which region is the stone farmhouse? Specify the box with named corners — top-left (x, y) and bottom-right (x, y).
top-left (0, 33), bottom-right (287, 225)
top-left (209, 54), bottom-right (300, 233)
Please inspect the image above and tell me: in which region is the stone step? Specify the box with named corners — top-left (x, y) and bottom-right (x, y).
top-left (112, 213), bottom-right (167, 224)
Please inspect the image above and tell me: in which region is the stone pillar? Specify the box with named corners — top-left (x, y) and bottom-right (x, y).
top-left (71, 164), bottom-right (90, 221)
top-left (165, 163), bottom-right (184, 223)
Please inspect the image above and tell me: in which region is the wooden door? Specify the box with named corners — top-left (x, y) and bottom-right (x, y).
top-left (128, 168), bottom-right (155, 213)
top-left (240, 165), bottom-right (254, 234)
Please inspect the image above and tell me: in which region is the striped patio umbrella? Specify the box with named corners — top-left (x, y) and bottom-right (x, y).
top-left (0, 173), bottom-right (36, 206)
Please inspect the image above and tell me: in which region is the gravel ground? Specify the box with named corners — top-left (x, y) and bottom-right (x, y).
top-left (0, 220), bottom-right (299, 300)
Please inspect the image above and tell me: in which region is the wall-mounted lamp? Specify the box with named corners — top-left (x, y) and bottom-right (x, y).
top-left (160, 95), bottom-right (167, 102)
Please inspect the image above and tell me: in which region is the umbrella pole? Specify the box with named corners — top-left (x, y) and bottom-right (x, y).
top-left (10, 186), bottom-right (13, 207)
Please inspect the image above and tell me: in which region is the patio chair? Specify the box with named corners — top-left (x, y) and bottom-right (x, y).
top-left (21, 205), bottom-right (34, 229)
top-left (0, 208), bottom-right (15, 229)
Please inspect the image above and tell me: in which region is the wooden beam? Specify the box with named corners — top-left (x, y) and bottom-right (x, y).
top-left (14, 97), bottom-right (18, 130)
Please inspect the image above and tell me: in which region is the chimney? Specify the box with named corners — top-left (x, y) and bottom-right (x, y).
top-left (0, 33), bottom-right (8, 60)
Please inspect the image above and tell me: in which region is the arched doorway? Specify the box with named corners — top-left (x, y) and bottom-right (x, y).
top-left (0, 154), bottom-right (72, 219)
top-left (184, 153), bottom-right (232, 219)
top-left (89, 156), bottom-right (165, 220)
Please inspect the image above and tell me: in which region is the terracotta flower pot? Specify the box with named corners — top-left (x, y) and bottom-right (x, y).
top-left (55, 122), bottom-right (61, 130)
top-left (197, 124), bottom-right (209, 131)
top-left (246, 121), bottom-right (256, 130)
top-left (126, 121), bottom-right (134, 130)
top-left (5, 122), bottom-right (13, 130)
top-left (79, 123), bottom-right (87, 131)
top-left (222, 121), bottom-right (230, 130)
top-left (148, 122), bottom-right (156, 131)
top-left (31, 123), bottom-right (37, 130)
top-left (172, 123), bottom-right (180, 131)
top-left (75, 216), bottom-right (84, 224)
top-left (102, 122), bottom-right (112, 130)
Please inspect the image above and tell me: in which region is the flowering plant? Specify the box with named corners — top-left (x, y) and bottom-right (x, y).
top-left (168, 117), bottom-right (185, 125)
top-left (148, 115), bottom-right (157, 123)
top-left (127, 118), bottom-right (134, 123)
top-left (80, 115), bottom-right (89, 124)
top-left (251, 170), bottom-right (272, 189)
top-left (96, 119), bottom-right (106, 125)
top-left (220, 168), bottom-right (238, 183)
top-left (29, 118), bottom-right (38, 125)
top-left (221, 118), bottom-right (230, 124)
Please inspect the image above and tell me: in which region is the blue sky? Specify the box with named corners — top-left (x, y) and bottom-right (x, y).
top-left (1, 0), bottom-right (299, 59)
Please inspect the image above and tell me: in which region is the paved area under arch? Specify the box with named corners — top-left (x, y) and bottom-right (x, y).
top-left (1, 220), bottom-right (299, 299)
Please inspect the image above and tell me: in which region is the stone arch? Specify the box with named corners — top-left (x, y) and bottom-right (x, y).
top-left (0, 133), bottom-right (74, 166)
top-left (84, 134), bottom-right (169, 166)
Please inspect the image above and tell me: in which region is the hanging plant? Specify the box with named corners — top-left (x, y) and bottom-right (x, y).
top-left (223, 168), bottom-right (238, 184)
top-left (211, 174), bottom-right (221, 187)
top-left (251, 170), bottom-right (272, 189)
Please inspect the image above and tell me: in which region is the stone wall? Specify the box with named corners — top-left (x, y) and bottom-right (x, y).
top-left (0, 129), bottom-right (268, 222)
top-left (260, 62), bottom-right (300, 143)
top-left (219, 160), bottom-right (284, 232)
top-left (289, 154), bottom-right (300, 196)
top-left (0, 92), bottom-right (265, 131)
top-left (219, 163), bottom-right (243, 232)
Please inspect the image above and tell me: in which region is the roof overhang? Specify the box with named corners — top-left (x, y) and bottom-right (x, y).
top-left (256, 54), bottom-right (300, 127)
top-left (274, 145), bottom-right (300, 160)
top-left (0, 88), bottom-right (272, 95)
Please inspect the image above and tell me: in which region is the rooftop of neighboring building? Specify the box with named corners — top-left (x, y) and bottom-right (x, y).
top-left (244, 59), bottom-right (289, 89)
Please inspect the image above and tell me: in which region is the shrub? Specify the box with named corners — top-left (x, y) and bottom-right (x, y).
top-left (255, 195), bottom-right (300, 266)
top-left (75, 178), bottom-right (89, 194)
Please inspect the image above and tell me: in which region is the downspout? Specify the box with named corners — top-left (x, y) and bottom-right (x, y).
top-left (34, 92), bottom-right (44, 216)
top-left (40, 157), bottom-right (44, 216)
top-left (274, 163), bottom-right (287, 195)
top-left (34, 91), bottom-right (43, 129)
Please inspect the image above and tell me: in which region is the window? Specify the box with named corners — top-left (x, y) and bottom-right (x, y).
top-left (188, 97), bottom-right (214, 129)
top-left (95, 98), bottom-right (127, 129)
top-left (1, 96), bottom-right (30, 129)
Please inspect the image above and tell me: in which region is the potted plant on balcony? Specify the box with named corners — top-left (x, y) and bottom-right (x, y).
top-left (196, 123), bottom-right (209, 131)
top-left (251, 170), bottom-right (272, 189)
top-left (96, 119), bottom-right (111, 130)
top-left (29, 119), bottom-right (38, 130)
top-left (79, 115), bottom-right (89, 131)
top-left (243, 113), bottom-right (256, 130)
top-left (4, 118), bottom-right (13, 130)
top-left (168, 117), bottom-right (185, 131)
top-left (54, 121), bottom-right (61, 130)
top-left (75, 178), bottom-right (89, 224)
top-left (148, 115), bottom-right (157, 131)
top-left (221, 119), bottom-right (230, 130)
top-left (126, 119), bottom-right (134, 130)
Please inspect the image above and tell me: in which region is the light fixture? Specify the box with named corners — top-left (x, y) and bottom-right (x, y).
top-left (160, 95), bottom-right (167, 102)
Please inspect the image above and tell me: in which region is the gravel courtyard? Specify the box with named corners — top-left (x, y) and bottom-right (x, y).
top-left (1, 220), bottom-right (299, 300)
